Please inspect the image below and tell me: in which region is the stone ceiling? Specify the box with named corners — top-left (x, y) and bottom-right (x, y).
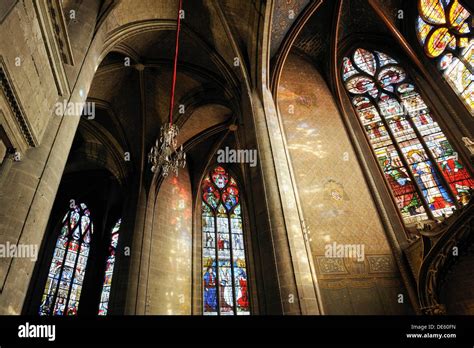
top-left (283, 0), bottom-right (399, 84)
top-left (270, 0), bottom-right (310, 58)
top-left (81, 0), bottom-right (399, 174)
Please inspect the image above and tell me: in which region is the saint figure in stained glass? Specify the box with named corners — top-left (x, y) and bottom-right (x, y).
top-left (201, 166), bottom-right (250, 315)
top-left (342, 48), bottom-right (474, 226)
top-left (39, 202), bottom-right (93, 316)
top-left (98, 218), bottom-right (121, 315)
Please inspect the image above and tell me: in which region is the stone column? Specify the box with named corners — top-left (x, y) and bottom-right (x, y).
top-left (0, 113), bottom-right (81, 314)
top-left (0, 1), bottom-right (108, 314)
top-left (123, 183), bottom-right (149, 315)
top-left (249, 87), bottom-right (321, 314)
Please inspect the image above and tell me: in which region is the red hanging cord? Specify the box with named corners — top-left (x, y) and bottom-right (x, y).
top-left (169, 0), bottom-right (183, 126)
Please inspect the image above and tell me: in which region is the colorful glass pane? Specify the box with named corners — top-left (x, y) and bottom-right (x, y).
top-left (443, 56), bottom-right (472, 98)
top-left (398, 83), bottom-right (415, 94)
top-left (377, 147), bottom-right (428, 222)
top-left (342, 48), bottom-right (474, 225)
top-left (439, 53), bottom-right (454, 70)
top-left (408, 158), bottom-right (455, 216)
top-left (222, 185), bottom-right (239, 211)
top-left (459, 36), bottom-right (469, 48)
top-left (460, 82), bottom-right (473, 110)
top-left (419, 0), bottom-right (447, 25)
top-left (203, 262), bottom-right (217, 314)
top-left (353, 97), bottom-right (380, 122)
top-left (98, 218), bottom-right (121, 316)
top-left (426, 27), bottom-right (452, 57)
top-left (458, 22), bottom-right (470, 34)
top-left (462, 40), bottom-right (473, 67)
top-left (417, 16), bottom-right (433, 44)
top-left (345, 76), bottom-right (377, 95)
top-left (378, 66), bottom-right (406, 89)
top-left (353, 48), bottom-right (376, 76)
top-left (70, 211), bottom-right (79, 230)
top-left (39, 202), bottom-right (93, 316)
top-left (202, 176), bottom-right (220, 209)
top-left (399, 90), bottom-right (428, 114)
top-left (376, 51), bottom-right (398, 67)
top-left (212, 166), bottom-right (229, 188)
top-left (378, 95), bottom-right (404, 117)
top-left (342, 57), bottom-right (358, 81)
top-left (202, 167), bottom-right (250, 315)
top-left (424, 133), bottom-right (474, 203)
top-left (448, 0), bottom-right (469, 29)
top-left (416, 0), bottom-right (473, 113)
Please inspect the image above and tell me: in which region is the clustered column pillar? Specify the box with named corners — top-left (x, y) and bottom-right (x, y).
top-left (250, 87), bottom-right (321, 315)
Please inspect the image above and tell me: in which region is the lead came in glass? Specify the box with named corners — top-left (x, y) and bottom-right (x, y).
top-left (202, 166), bottom-right (250, 315)
top-left (98, 218), bottom-right (121, 315)
top-left (39, 203), bottom-right (93, 316)
top-left (416, 0), bottom-right (473, 112)
top-left (342, 48), bottom-right (474, 226)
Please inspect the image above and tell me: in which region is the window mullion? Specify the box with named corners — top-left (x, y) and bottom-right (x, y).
top-left (370, 97), bottom-right (436, 220)
top-left (64, 216), bottom-right (85, 314)
top-left (213, 212), bottom-right (220, 315)
top-left (227, 212), bottom-right (237, 315)
top-left (395, 93), bottom-right (461, 209)
top-left (50, 210), bottom-right (72, 315)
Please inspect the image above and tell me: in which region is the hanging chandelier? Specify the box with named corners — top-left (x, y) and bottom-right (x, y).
top-left (148, 123), bottom-right (186, 176)
top-left (148, 0), bottom-right (186, 177)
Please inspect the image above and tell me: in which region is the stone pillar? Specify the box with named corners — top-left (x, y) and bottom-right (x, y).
top-left (249, 88), bottom-right (321, 314)
top-left (0, 113), bottom-right (81, 314)
top-left (123, 182), bottom-right (149, 315)
top-left (0, 0), bottom-right (108, 314)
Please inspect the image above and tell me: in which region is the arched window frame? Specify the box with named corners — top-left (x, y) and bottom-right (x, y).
top-left (340, 46), bottom-right (474, 229)
top-left (200, 165), bottom-right (251, 316)
top-left (98, 218), bottom-right (121, 316)
top-left (39, 202), bottom-right (93, 316)
top-left (415, 0), bottom-right (473, 113)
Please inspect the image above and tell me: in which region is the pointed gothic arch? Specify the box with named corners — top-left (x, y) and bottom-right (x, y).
top-left (200, 165), bottom-right (251, 315)
top-left (340, 47), bottom-right (474, 227)
top-left (39, 202), bottom-right (93, 316)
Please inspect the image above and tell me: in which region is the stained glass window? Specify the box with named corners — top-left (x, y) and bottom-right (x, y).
top-left (202, 166), bottom-right (250, 315)
top-left (416, 0), bottom-right (473, 113)
top-left (39, 202), bottom-right (93, 315)
top-left (98, 218), bottom-right (121, 316)
top-left (342, 48), bottom-right (474, 226)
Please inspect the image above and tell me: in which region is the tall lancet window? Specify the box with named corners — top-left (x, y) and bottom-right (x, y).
top-left (98, 218), bottom-right (121, 316)
top-left (416, 0), bottom-right (473, 113)
top-left (39, 203), bottom-right (93, 315)
top-left (342, 48), bottom-right (473, 225)
top-left (201, 166), bottom-right (250, 315)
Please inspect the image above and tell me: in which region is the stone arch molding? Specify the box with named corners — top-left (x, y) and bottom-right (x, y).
top-left (99, 19), bottom-right (240, 92)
